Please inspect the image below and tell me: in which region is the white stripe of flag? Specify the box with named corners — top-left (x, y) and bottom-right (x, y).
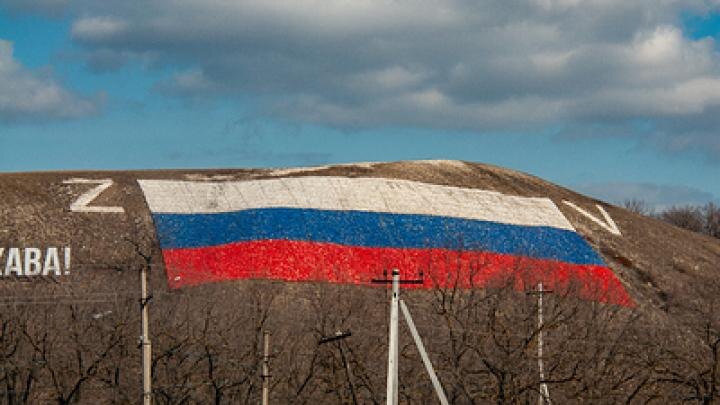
top-left (138, 177), bottom-right (575, 231)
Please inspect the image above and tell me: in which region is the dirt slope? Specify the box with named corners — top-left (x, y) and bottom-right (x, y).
top-left (1, 159), bottom-right (717, 313)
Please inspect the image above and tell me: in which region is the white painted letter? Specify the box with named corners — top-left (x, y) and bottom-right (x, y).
top-left (63, 178), bottom-right (125, 213)
top-left (562, 201), bottom-right (621, 236)
top-left (43, 248), bottom-right (61, 276)
top-left (5, 248), bottom-right (22, 276)
top-left (24, 248), bottom-right (42, 276)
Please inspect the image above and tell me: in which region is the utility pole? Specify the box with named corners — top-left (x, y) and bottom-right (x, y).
top-left (386, 270), bottom-right (400, 405)
top-left (140, 264), bottom-right (152, 405)
top-left (372, 269), bottom-right (423, 405)
top-left (262, 331), bottom-right (271, 405)
top-left (337, 340), bottom-right (357, 405)
top-left (528, 283), bottom-right (552, 405)
top-left (319, 330), bottom-right (356, 405)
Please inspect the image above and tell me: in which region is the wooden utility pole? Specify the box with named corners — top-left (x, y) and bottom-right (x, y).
top-left (140, 265), bottom-right (152, 405)
top-left (337, 341), bottom-right (358, 405)
top-left (262, 331), bottom-right (271, 405)
top-left (319, 330), bottom-right (356, 405)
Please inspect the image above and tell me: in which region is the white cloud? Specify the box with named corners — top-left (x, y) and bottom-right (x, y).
top-left (0, 39), bottom-right (101, 122)
top-left (155, 69), bottom-right (218, 96)
top-left (7, 0), bottom-right (720, 159)
top-left (71, 16), bottom-right (128, 41)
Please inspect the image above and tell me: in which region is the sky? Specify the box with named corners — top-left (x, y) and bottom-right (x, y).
top-left (1, 0), bottom-right (719, 210)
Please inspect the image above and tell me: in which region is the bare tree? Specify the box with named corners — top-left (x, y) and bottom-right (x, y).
top-left (660, 205), bottom-right (705, 234)
top-left (703, 202), bottom-right (720, 239)
top-left (650, 280), bottom-right (720, 404)
top-left (0, 307), bottom-right (39, 405)
top-left (623, 199), bottom-right (653, 216)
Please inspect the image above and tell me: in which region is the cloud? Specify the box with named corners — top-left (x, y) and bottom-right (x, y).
top-left (577, 181), bottom-right (719, 210)
top-left (0, 39), bottom-right (102, 122)
top-left (71, 16), bottom-right (128, 41)
top-left (0, 0), bottom-right (68, 17)
top-left (154, 70), bottom-right (219, 97)
top-left (12, 0), bottom-right (720, 159)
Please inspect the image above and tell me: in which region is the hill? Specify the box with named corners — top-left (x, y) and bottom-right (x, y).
top-left (1, 160), bottom-right (718, 403)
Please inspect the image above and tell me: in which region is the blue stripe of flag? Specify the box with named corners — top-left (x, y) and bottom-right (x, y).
top-left (152, 207), bottom-right (605, 266)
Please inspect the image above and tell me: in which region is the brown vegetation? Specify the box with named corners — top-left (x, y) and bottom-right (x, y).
top-left (2, 254), bottom-right (720, 404)
top-left (624, 200), bottom-right (720, 239)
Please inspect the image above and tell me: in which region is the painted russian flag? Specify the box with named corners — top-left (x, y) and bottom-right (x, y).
top-left (138, 176), bottom-right (633, 306)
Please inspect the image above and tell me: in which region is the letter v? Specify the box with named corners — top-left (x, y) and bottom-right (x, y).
top-left (562, 200), bottom-right (622, 236)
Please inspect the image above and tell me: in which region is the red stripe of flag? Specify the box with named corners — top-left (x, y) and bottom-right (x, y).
top-left (162, 239), bottom-right (634, 306)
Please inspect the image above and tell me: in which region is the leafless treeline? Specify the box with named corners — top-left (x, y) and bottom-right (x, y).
top-left (623, 199), bottom-right (720, 239)
top-left (1, 266), bottom-right (719, 403)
